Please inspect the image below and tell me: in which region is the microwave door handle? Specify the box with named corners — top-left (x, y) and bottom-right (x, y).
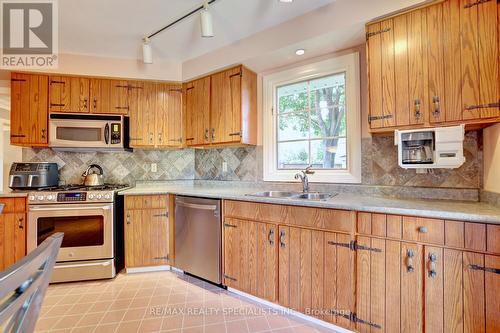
top-left (104, 123), bottom-right (110, 145)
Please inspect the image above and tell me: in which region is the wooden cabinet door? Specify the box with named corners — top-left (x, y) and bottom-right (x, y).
top-left (223, 218), bottom-right (278, 301)
top-left (367, 19), bottom-right (396, 129)
top-left (11, 73), bottom-right (48, 146)
top-left (69, 77), bottom-right (90, 113)
top-left (124, 206), bottom-right (169, 268)
top-left (29, 75), bottom-right (49, 145)
top-left (156, 84), bottom-right (183, 148)
top-left (90, 78), bottom-right (112, 114)
top-left (129, 82), bottom-right (155, 148)
top-left (10, 73), bottom-right (30, 145)
top-left (0, 213), bottom-right (26, 271)
top-left (184, 77), bottom-right (210, 146)
top-left (279, 227), bottom-right (354, 329)
top-left (356, 237), bottom-right (423, 332)
top-left (210, 67), bottom-right (242, 144)
top-left (109, 80), bottom-right (130, 115)
top-left (461, 0), bottom-right (499, 119)
top-left (49, 76), bottom-right (71, 112)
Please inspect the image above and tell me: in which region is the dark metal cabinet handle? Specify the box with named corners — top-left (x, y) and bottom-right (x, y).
top-left (228, 132), bottom-right (241, 137)
top-left (211, 128), bottom-right (215, 140)
top-left (18, 217), bottom-right (24, 229)
top-left (428, 253), bottom-right (437, 278)
top-left (152, 213), bottom-right (169, 218)
top-left (41, 128), bottom-right (46, 139)
top-left (50, 103), bottom-right (65, 107)
top-left (10, 134), bottom-right (26, 138)
top-left (268, 229), bottom-right (275, 246)
top-left (432, 96), bottom-right (440, 117)
top-left (126, 213), bottom-right (131, 225)
top-left (204, 129), bottom-right (209, 141)
top-left (83, 98), bottom-right (88, 110)
top-left (414, 99), bottom-right (421, 119)
top-left (279, 230), bottom-right (286, 248)
top-left (224, 223), bottom-right (237, 228)
top-left (469, 264), bottom-right (500, 275)
top-left (93, 98), bottom-right (97, 110)
top-left (406, 249), bottom-right (414, 273)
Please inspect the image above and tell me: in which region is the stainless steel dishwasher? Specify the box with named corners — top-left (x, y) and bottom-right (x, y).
top-left (174, 196), bottom-right (221, 284)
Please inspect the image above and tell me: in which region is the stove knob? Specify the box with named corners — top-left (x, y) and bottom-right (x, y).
top-left (88, 194), bottom-right (95, 200)
top-left (104, 193), bottom-right (111, 200)
top-left (36, 195), bottom-right (45, 201)
top-left (47, 194), bottom-right (55, 201)
top-left (96, 194), bottom-right (103, 200)
top-left (29, 195), bottom-right (35, 201)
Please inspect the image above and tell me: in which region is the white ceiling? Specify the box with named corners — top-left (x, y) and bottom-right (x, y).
top-left (59, 0), bottom-right (336, 62)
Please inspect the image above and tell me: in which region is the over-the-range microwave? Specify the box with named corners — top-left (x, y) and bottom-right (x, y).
top-left (49, 113), bottom-right (130, 151)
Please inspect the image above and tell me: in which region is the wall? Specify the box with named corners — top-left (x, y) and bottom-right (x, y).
top-left (483, 123), bottom-right (500, 193)
top-left (0, 52), bottom-right (182, 81)
top-left (22, 148), bottom-right (195, 186)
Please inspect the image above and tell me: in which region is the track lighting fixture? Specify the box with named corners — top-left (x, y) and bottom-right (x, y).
top-left (200, 1), bottom-right (214, 38)
top-left (141, 0), bottom-right (218, 64)
top-left (142, 37), bottom-right (153, 64)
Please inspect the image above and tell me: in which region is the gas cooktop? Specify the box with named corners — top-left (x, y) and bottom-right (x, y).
top-left (28, 184), bottom-right (129, 204)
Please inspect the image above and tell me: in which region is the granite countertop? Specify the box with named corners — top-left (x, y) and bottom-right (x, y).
top-left (119, 182), bottom-right (500, 225)
top-left (0, 191), bottom-right (29, 198)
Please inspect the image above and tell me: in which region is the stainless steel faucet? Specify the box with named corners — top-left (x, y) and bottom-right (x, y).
top-left (294, 166), bottom-right (315, 193)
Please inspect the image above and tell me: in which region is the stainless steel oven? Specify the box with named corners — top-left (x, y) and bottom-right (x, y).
top-left (49, 113), bottom-right (128, 150)
top-left (28, 202), bottom-right (116, 282)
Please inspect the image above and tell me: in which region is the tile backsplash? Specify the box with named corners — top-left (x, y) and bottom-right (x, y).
top-left (22, 148), bottom-right (195, 185)
top-left (22, 130), bottom-right (482, 189)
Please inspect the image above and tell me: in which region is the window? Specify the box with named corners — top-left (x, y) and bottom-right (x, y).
top-left (263, 52), bottom-right (361, 183)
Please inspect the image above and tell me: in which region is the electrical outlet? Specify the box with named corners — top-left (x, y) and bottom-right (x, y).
top-left (222, 162), bottom-right (228, 173)
top-left (151, 163), bottom-right (157, 173)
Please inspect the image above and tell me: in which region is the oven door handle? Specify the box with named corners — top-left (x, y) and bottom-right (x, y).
top-left (55, 261), bottom-right (111, 269)
top-left (29, 205), bottom-right (111, 211)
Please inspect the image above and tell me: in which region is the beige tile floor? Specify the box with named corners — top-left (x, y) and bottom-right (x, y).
top-left (35, 271), bottom-right (342, 333)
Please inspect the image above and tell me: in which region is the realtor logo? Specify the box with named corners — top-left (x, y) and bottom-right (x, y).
top-left (1, 0), bottom-right (58, 69)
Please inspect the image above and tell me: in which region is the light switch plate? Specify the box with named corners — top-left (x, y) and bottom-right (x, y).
top-left (151, 163), bottom-right (157, 173)
top-left (222, 162), bottom-right (228, 173)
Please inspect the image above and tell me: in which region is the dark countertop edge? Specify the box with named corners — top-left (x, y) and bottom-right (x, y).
top-left (118, 188), bottom-right (500, 225)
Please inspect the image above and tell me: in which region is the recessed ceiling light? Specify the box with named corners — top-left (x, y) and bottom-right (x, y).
top-left (295, 49), bottom-right (305, 56)
top-left (279, 0), bottom-right (294, 3)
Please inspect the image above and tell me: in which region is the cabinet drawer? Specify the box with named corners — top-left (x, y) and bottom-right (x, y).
top-left (402, 217), bottom-right (444, 245)
top-left (0, 198), bottom-right (26, 213)
top-left (286, 206), bottom-right (355, 233)
top-left (224, 200), bottom-right (285, 224)
top-left (487, 225), bottom-right (500, 254)
top-left (125, 195), bottom-right (168, 209)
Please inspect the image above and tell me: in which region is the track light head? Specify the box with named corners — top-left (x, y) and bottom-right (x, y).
top-left (142, 37), bottom-right (153, 64)
top-left (200, 1), bottom-right (214, 38)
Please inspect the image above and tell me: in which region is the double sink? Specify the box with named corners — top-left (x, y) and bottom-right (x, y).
top-left (247, 191), bottom-right (336, 201)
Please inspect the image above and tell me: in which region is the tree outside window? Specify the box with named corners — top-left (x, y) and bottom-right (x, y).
top-left (276, 72), bottom-right (347, 170)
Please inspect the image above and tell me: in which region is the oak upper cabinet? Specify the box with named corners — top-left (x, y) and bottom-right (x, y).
top-left (48, 76), bottom-right (72, 112)
top-left (156, 83), bottom-right (183, 148)
top-left (460, 0), bottom-right (499, 120)
top-left (184, 77), bottom-right (211, 146)
top-left (10, 73), bottom-right (48, 146)
top-left (367, 0), bottom-right (500, 131)
top-left (279, 226), bottom-right (355, 330)
top-left (0, 198), bottom-right (27, 271)
top-left (124, 195), bottom-right (170, 268)
top-left (109, 80), bottom-right (131, 115)
top-left (89, 78), bottom-right (112, 114)
top-left (210, 66), bottom-right (257, 145)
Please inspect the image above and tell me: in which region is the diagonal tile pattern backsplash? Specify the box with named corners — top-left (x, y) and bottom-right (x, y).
top-left (22, 130), bottom-right (482, 189)
top-left (22, 148), bottom-right (195, 185)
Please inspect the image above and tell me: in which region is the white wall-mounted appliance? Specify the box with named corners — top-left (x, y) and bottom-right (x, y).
top-left (395, 125), bottom-right (465, 169)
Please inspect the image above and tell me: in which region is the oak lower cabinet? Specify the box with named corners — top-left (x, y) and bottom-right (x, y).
top-left (223, 218), bottom-right (278, 302)
top-left (10, 73), bottom-right (48, 146)
top-left (124, 195), bottom-right (170, 268)
top-left (0, 197), bottom-right (27, 271)
top-left (278, 226), bottom-right (355, 329)
top-left (356, 236), bottom-right (500, 333)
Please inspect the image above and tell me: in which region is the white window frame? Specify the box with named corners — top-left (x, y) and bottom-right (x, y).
top-left (263, 52), bottom-right (361, 183)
